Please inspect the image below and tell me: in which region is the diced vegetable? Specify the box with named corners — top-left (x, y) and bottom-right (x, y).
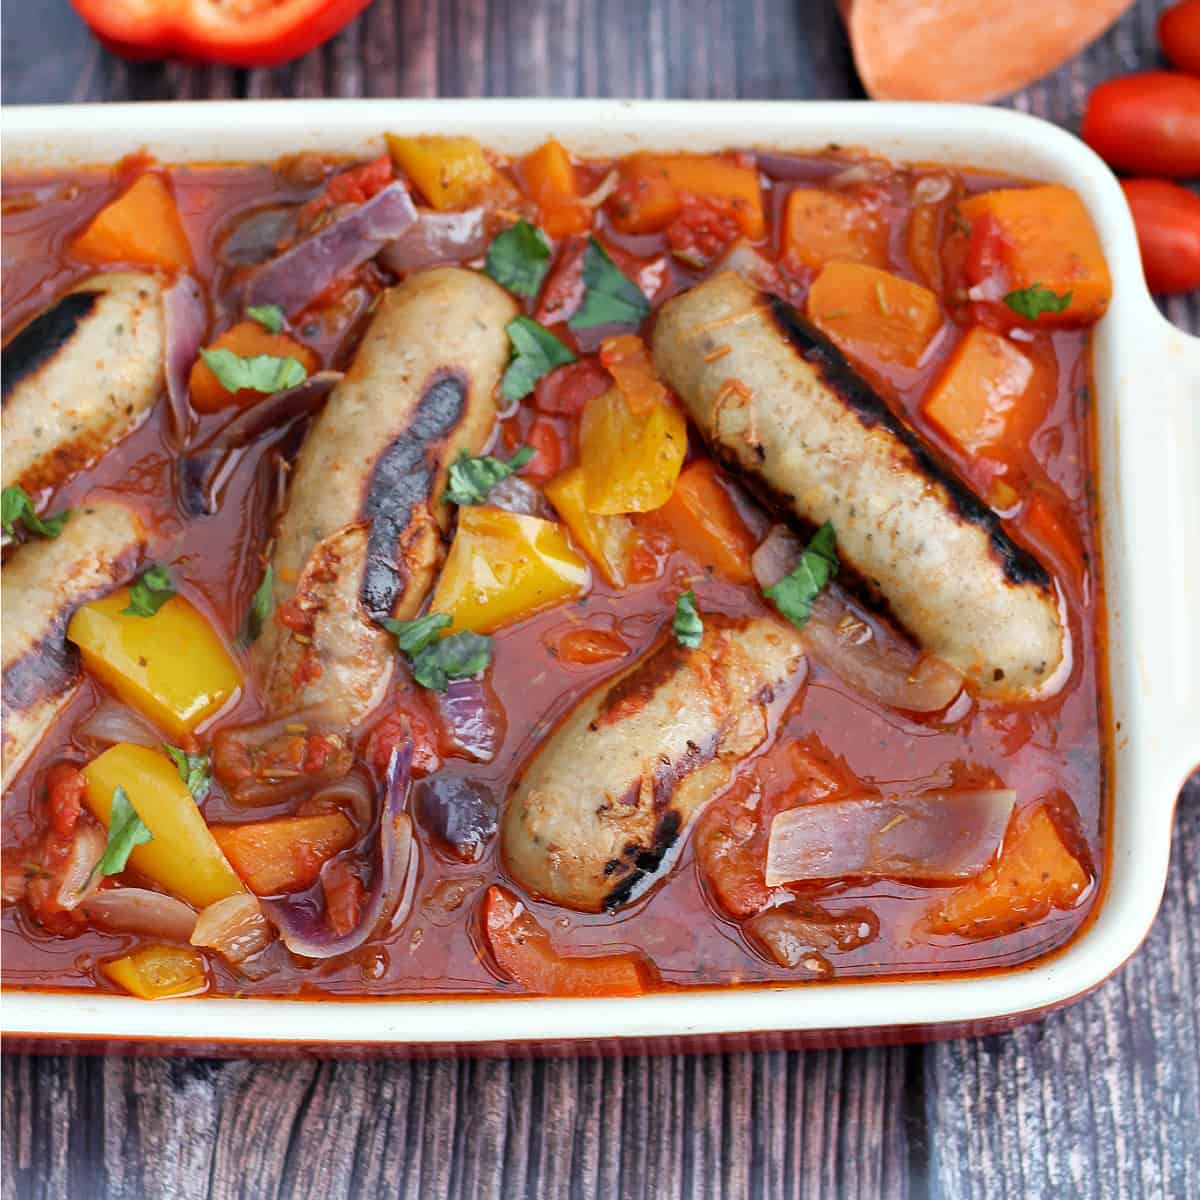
top-left (958, 185), bottom-right (1112, 325)
top-left (926, 798), bottom-right (1092, 937)
top-left (429, 506), bottom-right (590, 635)
top-left (781, 187), bottom-right (889, 271)
top-left (210, 813), bottom-right (357, 895)
top-left (764, 789), bottom-right (1016, 886)
top-left (482, 885), bottom-right (647, 996)
top-left (544, 466), bottom-right (634, 587)
top-left (807, 261), bottom-right (942, 367)
top-left (68, 591), bottom-right (242, 740)
top-left (579, 389), bottom-right (687, 515)
top-left (639, 460), bottom-right (756, 584)
top-left (386, 135), bottom-right (498, 210)
top-left (188, 320), bottom-right (319, 413)
top-left (608, 153), bottom-right (765, 240)
top-left (190, 893), bottom-right (272, 964)
top-left (746, 900), bottom-right (879, 974)
top-left (82, 744), bottom-right (244, 908)
top-left (521, 139), bottom-right (590, 237)
top-left (100, 943), bottom-right (208, 1000)
top-left (71, 173), bottom-right (194, 271)
top-left (922, 326), bottom-right (1051, 461)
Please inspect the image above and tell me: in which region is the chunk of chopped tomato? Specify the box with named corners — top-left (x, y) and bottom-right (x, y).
top-left (666, 194), bottom-right (742, 264)
top-left (547, 625), bottom-right (631, 665)
top-left (533, 359), bottom-right (611, 417)
top-left (364, 695), bottom-right (442, 779)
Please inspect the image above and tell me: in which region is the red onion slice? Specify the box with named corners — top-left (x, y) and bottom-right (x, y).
top-left (162, 273), bottom-right (206, 446)
top-left (191, 893), bottom-right (272, 964)
top-left (485, 476), bottom-right (554, 520)
top-left (434, 678), bottom-right (506, 763)
top-left (764, 789), bottom-right (1016, 886)
top-left (76, 698), bottom-right (160, 750)
top-left (55, 823), bottom-right (107, 910)
top-left (261, 742), bottom-right (416, 960)
top-left (746, 901), bottom-right (880, 972)
top-left (243, 182), bottom-right (418, 317)
top-left (84, 887), bottom-right (197, 942)
top-left (377, 208), bottom-right (486, 275)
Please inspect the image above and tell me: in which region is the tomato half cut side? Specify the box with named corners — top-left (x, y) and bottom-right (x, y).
top-left (70, 0), bottom-right (374, 67)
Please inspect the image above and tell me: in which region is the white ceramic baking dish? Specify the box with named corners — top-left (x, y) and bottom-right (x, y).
top-left (2, 100), bottom-right (1197, 1055)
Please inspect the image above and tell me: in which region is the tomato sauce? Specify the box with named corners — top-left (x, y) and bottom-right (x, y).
top-left (0, 144), bottom-right (1109, 999)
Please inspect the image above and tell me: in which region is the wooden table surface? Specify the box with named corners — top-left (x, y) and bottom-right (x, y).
top-left (2, 1), bottom-right (1197, 1197)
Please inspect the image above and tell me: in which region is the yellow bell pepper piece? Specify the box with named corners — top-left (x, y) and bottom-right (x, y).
top-left (68, 591), bottom-right (242, 740)
top-left (83, 744), bottom-right (244, 909)
top-left (429, 506), bottom-right (589, 634)
top-left (101, 944), bottom-right (208, 1000)
top-left (387, 134), bottom-right (498, 210)
top-left (579, 387), bottom-right (687, 515)
top-left (544, 467), bottom-right (634, 588)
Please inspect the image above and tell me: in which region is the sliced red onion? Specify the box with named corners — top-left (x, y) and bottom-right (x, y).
top-left (220, 205), bottom-right (300, 267)
top-left (55, 823), bottom-right (107, 910)
top-left (714, 240), bottom-right (781, 294)
top-left (162, 273), bottom-right (207, 446)
top-left (746, 901), bottom-right (879, 972)
top-left (434, 678), bottom-right (506, 763)
top-left (414, 775), bottom-right (497, 863)
top-left (191, 893), bottom-right (272, 964)
top-left (261, 742), bottom-right (416, 960)
top-left (753, 152), bottom-right (866, 183)
top-left (178, 370), bottom-right (342, 515)
top-left (243, 182), bottom-right (418, 317)
top-left (76, 698), bottom-right (160, 750)
top-left (580, 169), bottom-right (620, 208)
top-left (311, 766), bottom-right (376, 829)
top-left (764, 789), bottom-right (1016, 886)
top-left (750, 523), bottom-right (801, 589)
top-left (84, 887), bottom-right (197, 941)
top-left (377, 208), bottom-right (486, 275)
top-left (486, 475), bottom-right (554, 520)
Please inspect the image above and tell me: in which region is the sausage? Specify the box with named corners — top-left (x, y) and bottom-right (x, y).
top-left (652, 272), bottom-right (1065, 699)
top-left (256, 267), bottom-right (519, 723)
top-left (2, 499), bottom-right (147, 792)
top-left (2, 273), bottom-right (166, 497)
top-left (502, 614), bottom-right (807, 912)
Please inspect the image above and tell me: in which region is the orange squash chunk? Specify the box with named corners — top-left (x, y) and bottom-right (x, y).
top-left (927, 799), bottom-right (1091, 938)
top-left (211, 813), bottom-right (356, 896)
top-left (958, 185), bottom-right (1112, 325)
top-left (521, 138), bottom-right (590, 237)
top-left (808, 261), bottom-right (942, 367)
top-left (72, 173), bottom-right (194, 271)
top-left (188, 320), bottom-right (320, 414)
top-left (782, 188), bottom-right (890, 271)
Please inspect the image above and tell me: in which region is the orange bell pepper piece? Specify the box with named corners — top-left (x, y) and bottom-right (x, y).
top-left (782, 188), bottom-right (890, 271)
top-left (71, 173), bottom-right (194, 271)
top-left (521, 139), bottom-right (591, 238)
top-left (210, 813), bottom-right (357, 895)
top-left (188, 320), bottom-right (319, 413)
top-left (483, 885), bottom-right (648, 996)
top-left (544, 466), bottom-right (635, 587)
top-left (101, 944), bottom-right (208, 1000)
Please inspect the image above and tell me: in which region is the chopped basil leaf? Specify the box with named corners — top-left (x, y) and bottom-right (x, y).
top-left (485, 219), bottom-right (552, 298)
top-left (410, 631), bottom-right (493, 693)
top-left (764, 522), bottom-right (838, 630)
top-left (122, 565), bottom-right (176, 618)
top-left (199, 348), bottom-right (307, 395)
top-left (1, 485), bottom-right (69, 540)
top-left (93, 786), bottom-right (153, 880)
top-left (445, 446), bottom-right (535, 506)
top-left (1003, 283), bottom-right (1072, 320)
top-left (246, 304), bottom-right (285, 334)
top-left (163, 743), bottom-right (211, 802)
top-left (502, 316), bottom-right (576, 402)
top-left (242, 565), bottom-right (274, 644)
top-left (673, 590), bottom-right (704, 649)
top-left (568, 237), bottom-right (650, 330)
top-left (381, 611), bottom-right (453, 656)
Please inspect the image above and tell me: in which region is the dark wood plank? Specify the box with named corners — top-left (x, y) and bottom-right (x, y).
top-left (1, 2), bottom-right (1196, 1199)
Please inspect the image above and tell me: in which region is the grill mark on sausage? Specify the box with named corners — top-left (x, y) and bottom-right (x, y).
top-left (603, 809), bottom-right (685, 910)
top-left (764, 296), bottom-right (1051, 592)
top-left (2, 291), bottom-right (101, 404)
top-left (359, 369), bottom-right (467, 619)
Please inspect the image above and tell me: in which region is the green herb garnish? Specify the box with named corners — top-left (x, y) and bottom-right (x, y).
top-left (246, 304), bottom-right (285, 334)
top-left (501, 316), bottom-right (576, 402)
top-left (92, 786), bottom-right (153, 880)
top-left (164, 743), bottom-right (211, 802)
top-left (445, 447), bottom-right (535, 506)
top-left (381, 612), bottom-right (492, 693)
top-left (673, 590), bottom-right (704, 649)
top-left (122, 565), bottom-right (176, 618)
top-left (1, 485), bottom-right (69, 540)
top-left (242, 565), bottom-right (274, 644)
top-left (485, 219), bottom-right (552, 297)
top-left (199, 348), bottom-right (307, 394)
top-left (1003, 283), bottom-right (1072, 321)
top-left (568, 237), bottom-right (651, 330)
top-left (763, 522), bottom-right (838, 630)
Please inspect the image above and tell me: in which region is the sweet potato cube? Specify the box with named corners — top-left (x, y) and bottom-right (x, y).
top-left (610, 154), bottom-right (765, 239)
top-left (808, 261), bottom-right (942, 367)
top-left (782, 188), bottom-right (889, 271)
top-left (958, 185), bottom-right (1112, 325)
top-left (71, 174), bottom-right (194, 271)
top-left (211, 813), bottom-right (356, 896)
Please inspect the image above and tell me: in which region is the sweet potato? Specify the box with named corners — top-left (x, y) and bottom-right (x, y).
top-left (609, 154), bottom-right (765, 239)
top-left (839, 0), bottom-right (1135, 103)
top-left (71, 173), bottom-right (194, 271)
top-left (521, 139), bottom-right (590, 237)
top-left (781, 188), bottom-right (889, 271)
top-left (210, 813), bottom-right (356, 896)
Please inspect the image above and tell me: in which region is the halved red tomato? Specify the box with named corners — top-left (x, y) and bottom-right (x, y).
top-left (70, 0), bottom-right (374, 67)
